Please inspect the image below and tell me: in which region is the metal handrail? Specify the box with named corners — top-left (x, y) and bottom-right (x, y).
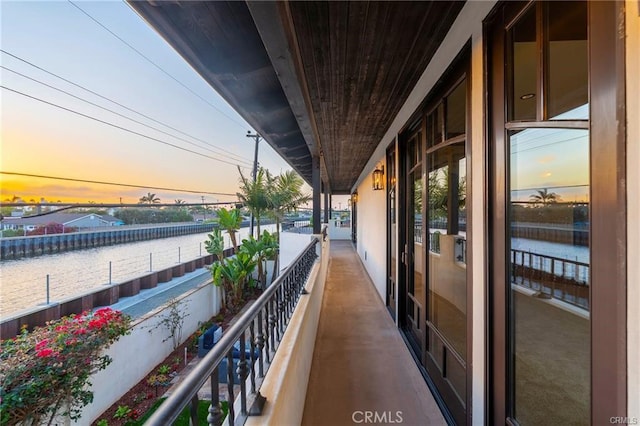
top-left (144, 237), bottom-right (319, 425)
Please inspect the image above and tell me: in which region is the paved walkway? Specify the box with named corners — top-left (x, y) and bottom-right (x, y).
top-left (302, 241), bottom-right (446, 426)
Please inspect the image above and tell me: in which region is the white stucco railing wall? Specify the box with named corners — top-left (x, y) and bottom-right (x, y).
top-left (244, 232), bottom-right (330, 426)
top-left (80, 282), bottom-right (221, 424)
top-left (328, 218), bottom-right (351, 240)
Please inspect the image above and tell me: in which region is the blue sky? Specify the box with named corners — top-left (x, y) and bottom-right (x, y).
top-left (1, 0), bottom-right (296, 204)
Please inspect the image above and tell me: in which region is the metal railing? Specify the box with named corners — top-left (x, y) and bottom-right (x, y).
top-left (428, 232), bottom-right (441, 254)
top-left (454, 237), bottom-right (466, 263)
top-left (511, 249), bottom-right (589, 309)
top-left (144, 238), bottom-right (319, 425)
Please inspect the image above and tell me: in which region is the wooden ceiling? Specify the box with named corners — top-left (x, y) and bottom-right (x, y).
top-left (129, 1), bottom-right (464, 193)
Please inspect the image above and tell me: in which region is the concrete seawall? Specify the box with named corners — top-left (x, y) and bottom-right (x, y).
top-left (0, 223), bottom-right (216, 260)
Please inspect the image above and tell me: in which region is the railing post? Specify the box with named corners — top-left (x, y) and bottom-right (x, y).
top-left (208, 367), bottom-right (222, 426)
top-left (238, 332), bottom-right (248, 416)
top-left (256, 311), bottom-right (265, 378)
top-left (226, 351), bottom-right (235, 424)
top-left (190, 394), bottom-right (199, 426)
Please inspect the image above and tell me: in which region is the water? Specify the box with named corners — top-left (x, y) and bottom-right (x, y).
top-left (511, 237), bottom-right (589, 264)
top-left (0, 225), bottom-right (275, 317)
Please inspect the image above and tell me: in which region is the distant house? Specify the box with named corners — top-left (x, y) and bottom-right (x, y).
top-left (0, 213), bottom-right (124, 232)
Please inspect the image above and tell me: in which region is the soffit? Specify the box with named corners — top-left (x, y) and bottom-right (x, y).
top-left (129, 1), bottom-right (465, 193)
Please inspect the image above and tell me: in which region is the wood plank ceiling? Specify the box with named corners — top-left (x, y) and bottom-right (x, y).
top-left (129, 1), bottom-right (464, 194)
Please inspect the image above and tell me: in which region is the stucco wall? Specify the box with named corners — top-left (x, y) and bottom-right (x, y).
top-left (356, 163), bottom-right (388, 302)
top-left (81, 283), bottom-right (221, 424)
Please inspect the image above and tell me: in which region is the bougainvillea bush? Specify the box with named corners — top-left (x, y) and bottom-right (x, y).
top-left (0, 308), bottom-right (130, 425)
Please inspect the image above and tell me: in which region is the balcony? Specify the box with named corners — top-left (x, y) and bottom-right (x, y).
top-left (145, 232), bottom-right (445, 425)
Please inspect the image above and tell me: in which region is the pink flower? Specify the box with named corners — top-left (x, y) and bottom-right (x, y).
top-left (36, 348), bottom-right (56, 358)
top-left (73, 327), bottom-right (88, 335)
top-left (35, 339), bottom-right (49, 350)
top-left (88, 318), bottom-right (107, 330)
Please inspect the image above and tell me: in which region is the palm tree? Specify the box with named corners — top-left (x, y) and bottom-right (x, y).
top-left (174, 199), bottom-right (186, 205)
top-left (529, 188), bottom-right (560, 206)
top-left (267, 170), bottom-right (311, 242)
top-left (139, 192), bottom-right (160, 204)
top-left (237, 166), bottom-right (270, 237)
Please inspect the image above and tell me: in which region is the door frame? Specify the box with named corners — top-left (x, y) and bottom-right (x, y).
top-left (485, 1), bottom-right (627, 423)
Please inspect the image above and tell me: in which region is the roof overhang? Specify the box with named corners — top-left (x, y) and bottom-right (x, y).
top-left (128, 1), bottom-right (464, 194)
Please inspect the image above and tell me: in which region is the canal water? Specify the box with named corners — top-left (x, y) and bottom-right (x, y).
top-left (0, 225), bottom-right (275, 317)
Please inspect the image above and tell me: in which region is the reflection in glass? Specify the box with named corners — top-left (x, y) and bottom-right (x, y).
top-left (510, 5), bottom-right (537, 121)
top-left (509, 128), bottom-right (590, 425)
top-left (446, 81), bottom-right (466, 139)
top-left (548, 1), bottom-right (588, 119)
top-left (427, 141), bottom-right (467, 401)
top-left (412, 169), bottom-right (423, 299)
top-left (408, 165), bottom-right (424, 348)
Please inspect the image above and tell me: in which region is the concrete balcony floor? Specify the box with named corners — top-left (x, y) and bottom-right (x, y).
top-left (302, 241), bottom-right (446, 425)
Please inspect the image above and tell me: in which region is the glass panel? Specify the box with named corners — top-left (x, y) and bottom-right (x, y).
top-left (427, 112), bottom-right (436, 149)
top-left (446, 80), bottom-right (466, 139)
top-left (547, 1), bottom-right (588, 119)
top-left (509, 128), bottom-right (590, 424)
top-left (510, 5), bottom-right (537, 121)
top-left (428, 328), bottom-right (444, 372)
top-left (435, 104), bottom-right (444, 145)
top-left (412, 168), bottom-right (423, 295)
top-left (446, 349), bottom-right (466, 407)
top-left (427, 141), bottom-right (467, 359)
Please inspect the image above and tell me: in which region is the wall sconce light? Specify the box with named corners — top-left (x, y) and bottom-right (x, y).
top-left (351, 193), bottom-right (358, 203)
top-left (372, 166), bottom-right (384, 191)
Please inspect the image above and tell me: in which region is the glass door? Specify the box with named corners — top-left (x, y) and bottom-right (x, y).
top-left (387, 144), bottom-right (397, 319)
top-left (403, 132), bottom-right (425, 355)
top-left (487, 1), bottom-right (628, 423)
top-left (424, 73), bottom-right (469, 425)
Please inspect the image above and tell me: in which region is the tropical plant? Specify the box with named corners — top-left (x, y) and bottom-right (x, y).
top-left (529, 188), bottom-right (560, 206)
top-left (204, 227), bottom-right (225, 260)
top-left (239, 230), bottom-right (279, 288)
top-left (267, 170), bottom-right (311, 243)
top-left (0, 308), bottom-right (130, 425)
top-left (216, 207), bottom-right (243, 250)
top-left (210, 251), bottom-right (257, 309)
top-left (139, 192), bottom-right (160, 204)
top-left (237, 166), bottom-right (270, 238)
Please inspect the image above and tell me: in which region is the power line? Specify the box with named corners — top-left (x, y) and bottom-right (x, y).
top-left (1, 65), bottom-right (253, 167)
top-left (67, 0), bottom-right (248, 130)
top-left (1, 85), bottom-right (246, 167)
top-left (0, 171), bottom-right (238, 196)
top-left (0, 49), bottom-right (252, 164)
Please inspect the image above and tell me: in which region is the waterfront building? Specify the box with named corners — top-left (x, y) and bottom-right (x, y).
top-left (0, 212), bottom-right (123, 232)
top-left (129, 1), bottom-right (638, 424)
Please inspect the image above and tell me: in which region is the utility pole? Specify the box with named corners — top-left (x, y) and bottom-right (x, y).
top-left (201, 195), bottom-right (206, 221)
top-left (246, 130), bottom-right (261, 237)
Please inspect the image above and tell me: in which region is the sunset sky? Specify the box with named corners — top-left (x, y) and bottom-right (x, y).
top-left (1, 1), bottom-right (297, 205)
